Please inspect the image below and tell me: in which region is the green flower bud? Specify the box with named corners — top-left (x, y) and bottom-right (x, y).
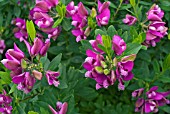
top-left (101, 61), bottom-right (107, 68)
top-left (95, 66), bottom-right (103, 74)
top-left (104, 69), bottom-right (110, 75)
top-left (90, 7), bottom-right (97, 18)
top-left (21, 59), bottom-right (27, 69)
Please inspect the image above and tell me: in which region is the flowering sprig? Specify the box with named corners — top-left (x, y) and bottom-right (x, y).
top-left (123, 4), bottom-right (168, 47)
top-left (132, 86), bottom-right (170, 113)
top-left (83, 33), bottom-right (136, 90)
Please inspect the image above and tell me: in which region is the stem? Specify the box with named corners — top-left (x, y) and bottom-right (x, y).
top-left (112, 1), bottom-right (123, 20)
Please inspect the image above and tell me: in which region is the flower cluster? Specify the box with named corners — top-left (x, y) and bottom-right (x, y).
top-left (0, 90), bottom-right (13, 114)
top-left (67, 1), bottom-right (88, 42)
top-left (83, 34), bottom-right (135, 90)
top-left (12, 18), bottom-right (28, 42)
top-left (0, 40), bottom-right (6, 54)
top-left (1, 37), bottom-right (54, 93)
top-left (29, 0), bottom-right (61, 40)
top-left (132, 86), bottom-right (170, 113)
top-left (48, 101), bottom-right (68, 114)
top-left (144, 4), bottom-right (168, 47)
top-left (67, 0), bottom-right (110, 42)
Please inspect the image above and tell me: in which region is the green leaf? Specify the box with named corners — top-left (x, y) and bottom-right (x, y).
top-left (163, 54), bottom-right (170, 71)
top-left (107, 25), bottom-right (117, 37)
top-left (0, 71), bottom-right (11, 84)
top-left (56, 5), bottom-right (63, 17)
top-left (14, 6), bottom-right (21, 17)
top-left (168, 32), bottom-right (170, 40)
top-left (28, 111), bottom-right (39, 114)
top-left (130, 0), bottom-right (136, 7)
top-left (52, 17), bottom-right (63, 28)
top-left (153, 59), bottom-right (160, 74)
top-left (48, 53), bottom-right (62, 71)
top-left (132, 32), bottom-right (146, 44)
top-left (123, 43), bottom-right (142, 56)
top-left (40, 107), bottom-right (49, 114)
top-left (9, 84), bottom-right (17, 94)
top-left (26, 20), bottom-right (36, 42)
top-left (0, 12), bottom-right (3, 27)
top-left (62, 18), bottom-right (72, 31)
top-left (95, 29), bottom-right (107, 36)
top-left (130, 26), bottom-right (138, 39)
top-left (58, 80), bottom-right (68, 89)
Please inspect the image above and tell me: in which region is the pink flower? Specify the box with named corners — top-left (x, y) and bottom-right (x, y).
top-left (89, 34), bottom-right (104, 54)
top-left (144, 21), bottom-right (168, 47)
top-left (24, 37), bottom-right (44, 56)
top-left (49, 102), bottom-right (68, 114)
top-left (1, 43), bottom-right (24, 70)
top-left (123, 14), bottom-right (137, 26)
top-left (0, 90), bottom-right (12, 114)
top-left (147, 4), bottom-right (164, 21)
top-left (66, 1), bottom-right (78, 17)
top-left (12, 18), bottom-right (28, 41)
top-left (0, 40), bottom-right (6, 54)
top-left (29, 10), bottom-right (53, 28)
top-left (46, 70), bottom-right (60, 87)
top-left (72, 28), bottom-right (87, 42)
top-left (41, 27), bottom-right (61, 41)
top-left (112, 35), bottom-right (126, 55)
top-left (96, 0), bottom-right (110, 26)
top-left (16, 72), bottom-right (36, 94)
top-left (133, 86), bottom-right (170, 113)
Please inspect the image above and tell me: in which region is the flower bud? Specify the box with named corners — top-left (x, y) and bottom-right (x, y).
top-left (101, 61), bottom-right (107, 68)
top-left (32, 70), bottom-right (42, 80)
top-left (104, 69), bottom-right (110, 75)
top-left (95, 66), bottom-right (103, 74)
top-left (90, 7), bottom-right (97, 18)
top-left (21, 59), bottom-right (27, 69)
top-left (84, 27), bottom-right (91, 37)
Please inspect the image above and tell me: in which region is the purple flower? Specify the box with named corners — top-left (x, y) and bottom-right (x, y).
top-left (24, 37), bottom-right (44, 56)
top-left (147, 4), bottom-right (164, 21)
top-left (66, 1), bottom-right (78, 17)
top-left (0, 40), bottom-right (6, 54)
top-left (132, 88), bottom-right (144, 98)
top-left (34, 0), bottom-right (51, 12)
top-left (48, 101), bottom-right (68, 114)
top-left (123, 14), bottom-right (137, 26)
top-left (72, 28), bottom-right (87, 42)
top-left (46, 70), bottom-right (60, 87)
top-left (41, 27), bottom-right (61, 41)
top-left (96, 0), bottom-right (110, 26)
top-left (89, 34), bottom-right (104, 54)
top-left (1, 43), bottom-right (24, 71)
top-left (134, 86), bottom-right (170, 113)
top-left (12, 18), bottom-right (28, 41)
top-left (145, 21), bottom-right (168, 47)
top-left (0, 90), bottom-right (13, 114)
top-left (16, 72), bottom-right (36, 94)
top-left (29, 10), bottom-right (53, 28)
top-left (71, 2), bottom-right (88, 29)
top-left (112, 35), bottom-right (126, 55)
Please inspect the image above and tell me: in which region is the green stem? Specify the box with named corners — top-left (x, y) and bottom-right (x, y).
top-left (112, 1), bottom-right (123, 20)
